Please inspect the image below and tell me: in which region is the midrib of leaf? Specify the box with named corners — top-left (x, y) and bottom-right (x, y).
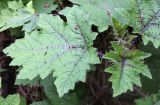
top-left (142, 10), bottom-right (160, 33)
top-left (119, 58), bottom-right (126, 87)
top-left (58, 51), bottom-right (87, 88)
top-left (134, 0), bottom-right (144, 30)
top-left (53, 12), bottom-right (90, 87)
top-left (134, 0), bottom-right (160, 33)
top-left (74, 13), bottom-right (88, 48)
top-left (38, 15), bottom-right (87, 71)
top-left (38, 14), bottom-right (90, 81)
top-left (42, 14), bottom-right (89, 56)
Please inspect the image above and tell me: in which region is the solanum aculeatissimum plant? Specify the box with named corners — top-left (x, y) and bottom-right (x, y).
top-left (0, 0), bottom-right (160, 105)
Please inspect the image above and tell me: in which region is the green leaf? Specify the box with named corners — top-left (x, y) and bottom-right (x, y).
top-left (104, 42), bottom-right (152, 97)
top-left (41, 74), bottom-right (80, 105)
top-left (112, 18), bottom-right (128, 37)
top-left (33, 0), bottom-right (58, 13)
top-left (0, 0), bottom-right (8, 9)
top-left (135, 0), bottom-right (160, 48)
top-left (8, 0), bottom-right (23, 10)
top-left (65, 2), bottom-right (110, 32)
top-left (140, 44), bottom-right (160, 94)
top-left (31, 101), bottom-right (51, 105)
top-left (4, 9), bottom-right (99, 97)
top-left (70, 0), bottom-right (133, 32)
top-left (15, 76), bottom-right (41, 86)
top-left (0, 94), bottom-right (21, 105)
top-left (115, 0), bottom-right (160, 48)
top-left (26, 1), bottom-right (35, 14)
top-left (135, 92), bottom-right (160, 105)
top-left (0, 0), bottom-right (37, 33)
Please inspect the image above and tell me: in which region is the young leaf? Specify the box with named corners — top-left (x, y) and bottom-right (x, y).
top-left (4, 11), bottom-right (99, 97)
top-left (104, 42), bottom-right (152, 96)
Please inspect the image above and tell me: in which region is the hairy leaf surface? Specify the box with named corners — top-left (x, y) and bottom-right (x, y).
top-left (115, 0), bottom-right (160, 48)
top-left (105, 42), bottom-right (152, 96)
top-left (4, 10), bottom-right (99, 97)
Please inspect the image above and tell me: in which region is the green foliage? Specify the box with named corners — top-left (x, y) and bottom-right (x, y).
top-left (0, 0), bottom-right (37, 33)
top-left (33, 0), bottom-right (58, 13)
top-left (0, 94), bottom-right (23, 105)
top-left (41, 74), bottom-right (80, 105)
top-left (104, 42), bottom-right (152, 96)
top-left (115, 0), bottom-right (160, 48)
top-left (0, 0), bottom-right (160, 104)
top-left (4, 9), bottom-right (99, 96)
top-left (136, 92), bottom-right (160, 105)
top-left (31, 101), bottom-right (51, 105)
top-left (140, 43), bottom-right (160, 94)
top-left (69, 0), bottom-right (110, 32)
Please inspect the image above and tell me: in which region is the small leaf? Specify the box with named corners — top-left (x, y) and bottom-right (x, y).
top-left (105, 42), bottom-right (152, 96)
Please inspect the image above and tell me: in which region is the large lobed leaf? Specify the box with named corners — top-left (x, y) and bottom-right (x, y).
top-left (104, 42), bottom-right (152, 96)
top-left (4, 6), bottom-right (99, 97)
